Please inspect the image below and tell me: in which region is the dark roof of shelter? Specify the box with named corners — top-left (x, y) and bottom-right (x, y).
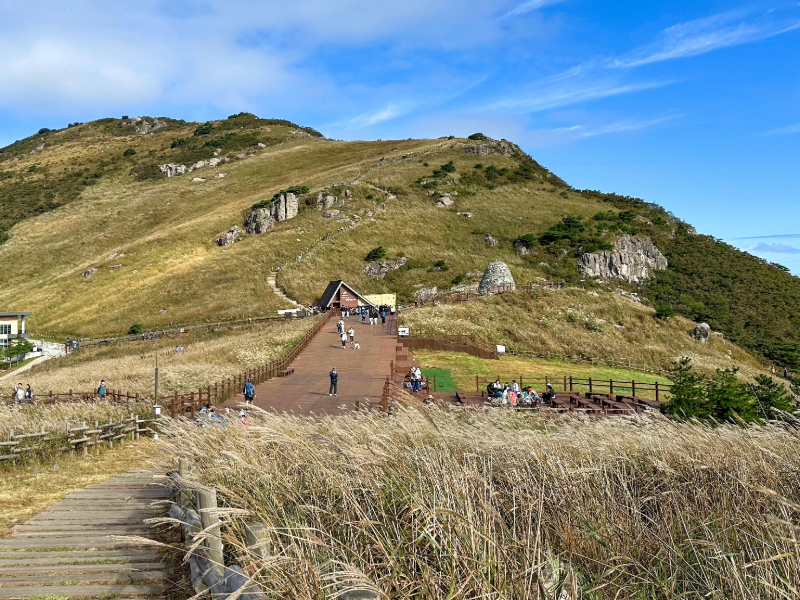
top-left (0, 312), bottom-right (32, 317)
top-left (318, 281), bottom-right (375, 308)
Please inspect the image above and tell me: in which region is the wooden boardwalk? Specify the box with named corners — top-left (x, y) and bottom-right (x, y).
top-left (223, 313), bottom-right (397, 415)
top-left (0, 470), bottom-right (171, 599)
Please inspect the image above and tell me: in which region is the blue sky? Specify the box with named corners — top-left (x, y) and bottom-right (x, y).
top-left (1, 0), bottom-right (798, 273)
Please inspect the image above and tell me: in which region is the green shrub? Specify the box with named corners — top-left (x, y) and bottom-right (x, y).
top-left (121, 115), bottom-right (129, 120)
top-left (432, 259), bottom-right (448, 271)
top-left (127, 323), bottom-right (144, 335)
top-left (193, 122), bottom-right (214, 136)
top-left (171, 138), bottom-right (186, 148)
top-left (514, 233), bottom-right (538, 247)
top-left (129, 164), bottom-right (162, 181)
top-left (751, 374), bottom-right (795, 416)
top-left (451, 274), bottom-right (464, 285)
top-left (123, 148), bottom-right (136, 157)
top-left (467, 133), bottom-right (486, 140)
top-left (37, 128), bottom-right (51, 135)
top-left (431, 161), bottom-right (456, 178)
top-left (474, 163), bottom-right (483, 169)
top-left (655, 304), bottom-right (675, 319)
top-left (365, 246), bottom-right (387, 261)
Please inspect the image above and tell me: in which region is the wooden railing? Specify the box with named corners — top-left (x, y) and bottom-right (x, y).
top-left (168, 312), bottom-right (331, 417)
top-left (475, 374), bottom-right (671, 402)
top-left (0, 413), bottom-right (156, 463)
top-left (4, 390), bottom-right (143, 404)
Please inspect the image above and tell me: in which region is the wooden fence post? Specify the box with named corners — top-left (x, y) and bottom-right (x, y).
top-left (245, 523), bottom-right (272, 560)
top-left (195, 488), bottom-right (223, 573)
top-left (610, 379), bottom-right (614, 396)
top-left (588, 378), bottom-right (593, 394)
top-left (569, 376), bottom-right (573, 392)
top-left (631, 381), bottom-right (636, 398)
top-left (655, 381), bottom-right (660, 403)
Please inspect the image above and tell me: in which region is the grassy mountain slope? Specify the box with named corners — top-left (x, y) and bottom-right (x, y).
top-left (0, 114), bottom-right (797, 372)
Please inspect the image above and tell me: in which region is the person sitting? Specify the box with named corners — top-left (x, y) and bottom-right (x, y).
top-left (542, 383), bottom-right (555, 402)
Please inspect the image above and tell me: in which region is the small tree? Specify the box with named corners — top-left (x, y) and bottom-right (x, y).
top-left (4, 338), bottom-right (33, 362)
top-left (365, 246), bottom-right (387, 262)
top-left (665, 358), bottom-right (710, 420)
top-left (123, 148), bottom-right (136, 157)
top-left (707, 367), bottom-right (757, 422)
top-left (751, 375), bottom-right (795, 417)
top-left (468, 132), bottom-right (486, 140)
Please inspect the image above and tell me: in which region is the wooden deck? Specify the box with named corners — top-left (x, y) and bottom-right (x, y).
top-left (222, 314), bottom-right (398, 415)
top-left (0, 470), bottom-right (171, 599)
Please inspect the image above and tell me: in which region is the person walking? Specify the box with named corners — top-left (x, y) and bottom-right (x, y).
top-left (361, 309), bottom-right (366, 323)
top-left (341, 331), bottom-right (347, 349)
top-left (329, 367), bottom-right (338, 396)
top-left (97, 379), bottom-right (107, 400)
top-left (381, 309), bottom-right (386, 325)
top-left (348, 327), bottom-right (355, 344)
top-left (243, 379), bottom-right (255, 404)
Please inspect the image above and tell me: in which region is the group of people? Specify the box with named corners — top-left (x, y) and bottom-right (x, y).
top-left (408, 366), bottom-right (423, 393)
top-left (10, 382), bottom-right (33, 402)
top-left (196, 405), bottom-right (249, 427)
top-left (486, 379), bottom-right (555, 407)
top-left (336, 319), bottom-right (359, 349)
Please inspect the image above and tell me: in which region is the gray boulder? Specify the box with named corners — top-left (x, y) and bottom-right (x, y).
top-left (485, 234), bottom-right (498, 247)
top-left (457, 212), bottom-right (474, 218)
top-left (514, 239), bottom-right (531, 256)
top-left (478, 261), bottom-right (516, 295)
top-left (463, 144), bottom-right (491, 156)
top-left (578, 235), bottom-right (668, 284)
top-left (322, 209), bottom-right (340, 219)
top-left (244, 208), bottom-right (275, 234)
top-left (691, 322), bottom-right (711, 343)
top-left (363, 257), bottom-right (407, 279)
top-left (82, 268), bottom-right (99, 278)
top-left (215, 226), bottom-right (243, 247)
top-left (437, 195), bottom-right (453, 207)
top-left (273, 193), bottom-right (298, 222)
top-left (324, 195), bottom-right (337, 209)
top-left (159, 163), bottom-right (187, 177)
top-left (414, 287), bottom-right (438, 302)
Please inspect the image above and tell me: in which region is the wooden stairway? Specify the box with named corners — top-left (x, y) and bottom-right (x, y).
top-left (0, 470), bottom-right (171, 599)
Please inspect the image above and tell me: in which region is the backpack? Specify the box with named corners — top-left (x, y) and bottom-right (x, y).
top-left (245, 382), bottom-right (254, 396)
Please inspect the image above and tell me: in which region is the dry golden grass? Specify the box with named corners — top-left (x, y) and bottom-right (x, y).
top-left (0, 438), bottom-right (158, 538)
top-left (158, 407), bottom-right (800, 598)
top-left (399, 287), bottom-right (765, 377)
top-left (20, 317), bottom-right (318, 396)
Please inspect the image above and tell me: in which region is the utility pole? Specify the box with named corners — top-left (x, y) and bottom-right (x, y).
top-left (154, 351), bottom-right (159, 408)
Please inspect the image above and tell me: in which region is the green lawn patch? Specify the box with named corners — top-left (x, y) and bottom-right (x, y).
top-left (421, 367), bottom-right (456, 392)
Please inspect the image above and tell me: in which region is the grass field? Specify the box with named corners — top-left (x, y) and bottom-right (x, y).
top-left (17, 316), bottom-right (318, 396)
top-left (416, 350), bottom-right (672, 395)
top-left (159, 407), bottom-right (800, 599)
top-left (400, 288), bottom-right (766, 378)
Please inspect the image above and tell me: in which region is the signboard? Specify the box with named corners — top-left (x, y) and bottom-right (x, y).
top-left (496, 345), bottom-right (506, 354)
top-left (398, 327), bottom-right (410, 337)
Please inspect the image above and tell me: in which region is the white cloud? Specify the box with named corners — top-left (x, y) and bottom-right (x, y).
top-left (346, 102), bottom-right (416, 128)
top-left (752, 243), bottom-right (800, 254)
top-left (501, 0), bottom-right (565, 19)
top-left (612, 6), bottom-right (800, 68)
top-left (486, 80), bottom-right (673, 114)
top-left (523, 114), bottom-right (679, 146)
top-left (761, 123), bottom-right (800, 136)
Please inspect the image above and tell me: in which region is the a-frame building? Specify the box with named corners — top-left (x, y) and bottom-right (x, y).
top-left (317, 280), bottom-right (375, 310)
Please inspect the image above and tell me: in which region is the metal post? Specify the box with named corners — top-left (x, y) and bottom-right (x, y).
top-left (631, 381), bottom-right (636, 398)
top-left (655, 381), bottom-right (660, 403)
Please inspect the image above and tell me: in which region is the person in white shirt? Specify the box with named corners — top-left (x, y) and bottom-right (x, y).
top-left (341, 332), bottom-right (347, 349)
top-left (348, 327), bottom-right (355, 344)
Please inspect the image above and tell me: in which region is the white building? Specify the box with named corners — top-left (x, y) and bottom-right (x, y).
top-left (0, 312), bottom-right (31, 351)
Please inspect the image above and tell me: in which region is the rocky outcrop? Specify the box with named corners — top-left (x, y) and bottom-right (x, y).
top-left (457, 212), bottom-right (474, 218)
top-left (273, 193), bottom-right (298, 222)
top-left (322, 209), bottom-right (340, 219)
top-left (191, 177), bottom-right (205, 183)
top-left (244, 208), bottom-right (274, 234)
top-left (478, 261), bottom-right (516, 295)
top-left (437, 194), bottom-right (453, 207)
top-left (691, 322), bottom-right (711, 343)
top-left (159, 163), bottom-right (187, 177)
top-left (464, 144), bottom-right (491, 156)
top-left (414, 287), bottom-right (438, 302)
top-left (578, 235), bottom-right (667, 284)
top-left (462, 138), bottom-right (518, 157)
top-left (363, 257), bottom-right (407, 279)
top-left (82, 268), bottom-right (99, 278)
top-left (513, 240), bottom-right (530, 256)
top-left (485, 234), bottom-right (498, 247)
top-left (215, 226), bottom-right (243, 247)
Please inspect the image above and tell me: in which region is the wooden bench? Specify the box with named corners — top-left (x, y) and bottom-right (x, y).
top-left (617, 394), bottom-right (661, 410)
top-left (279, 368), bottom-right (294, 377)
